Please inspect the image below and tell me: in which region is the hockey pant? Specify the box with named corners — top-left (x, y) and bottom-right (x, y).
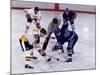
top-left (19, 39), bottom-right (33, 65)
top-left (59, 33), bottom-right (78, 56)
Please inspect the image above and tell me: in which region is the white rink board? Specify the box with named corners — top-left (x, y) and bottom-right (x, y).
top-left (12, 0), bottom-right (95, 12)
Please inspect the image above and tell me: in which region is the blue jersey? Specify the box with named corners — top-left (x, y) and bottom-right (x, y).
top-left (52, 23), bottom-right (78, 51)
top-left (61, 24), bottom-right (73, 39)
top-left (59, 24), bottom-right (77, 44)
top-left (63, 11), bottom-right (77, 24)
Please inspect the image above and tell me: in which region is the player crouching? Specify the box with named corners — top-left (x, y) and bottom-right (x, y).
top-left (19, 28), bottom-right (46, 69)
top-left (53, 23), bottom-right (78, 62)
top-left (33, 28), bottom-right (51, 62)
top-left (33, 27), bottom-right (47, 48)
top-left (19, 33), bottom-right (38, 69)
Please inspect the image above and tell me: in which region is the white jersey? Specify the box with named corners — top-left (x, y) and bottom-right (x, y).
top-left (27, 8), bottom-right (41, 19)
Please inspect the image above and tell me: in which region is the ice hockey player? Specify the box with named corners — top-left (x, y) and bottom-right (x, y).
top-left (33, 27), bottom-right (52, 62)
top-left (63, 8), bottom-right (77, 31)
top-left (19, 31), bottom-right (37, 69)
top-left (32, 27), bottom-right (47, 48)
top-left (24, 7), bottom-right (42, 31)
top-left (19, 27), bottom-right (47, 68)
top-left (63, 8), bottom-right (77, 53)
top-left (33, 27), bottom-right (40, 48)
top-left (53, 23), bottom-right (78, 62)
top-left (38, 17), bottom-right (64, 62)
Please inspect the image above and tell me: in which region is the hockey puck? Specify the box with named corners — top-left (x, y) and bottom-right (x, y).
top-left (47, 58), bottom-right (51, 62)
top-left (57, 58), bottom-right (59, 61)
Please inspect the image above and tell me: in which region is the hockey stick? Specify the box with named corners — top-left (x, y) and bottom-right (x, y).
top-left (38, 49), bottom-right (62, 62)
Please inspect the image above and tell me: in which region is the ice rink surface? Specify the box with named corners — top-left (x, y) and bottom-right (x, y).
top-left (11, 10), bottom-right (96, 74)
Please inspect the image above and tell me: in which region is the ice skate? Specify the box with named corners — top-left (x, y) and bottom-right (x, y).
top-left (25, 64), bottom-right (34, 69)
top-left (65, 58), bottom-right (72, 62)
top-left (38, 49), bottom-right (46, 56)
top-left (32, 56), bottom-right (37, 59)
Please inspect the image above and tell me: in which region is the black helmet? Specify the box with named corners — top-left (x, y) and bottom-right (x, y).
top-left (34, 7), bottom-right (39, 11)
top-left (65, 8), bottom-right (69, 11)
top-left (52, 18), bottom-right (58, 24)
top-left (40, 28), bottom-right (47, 35)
